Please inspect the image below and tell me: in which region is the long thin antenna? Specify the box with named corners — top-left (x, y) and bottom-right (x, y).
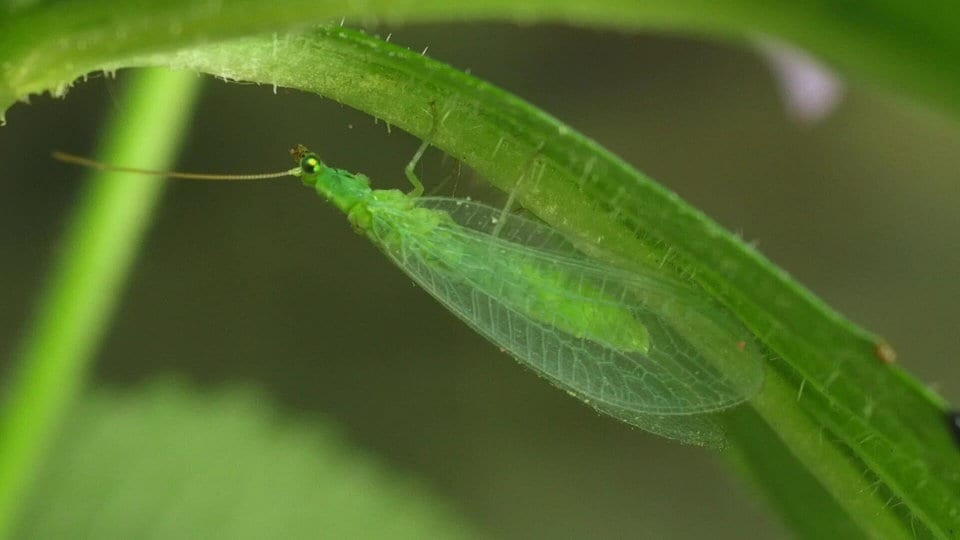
top-left (52, 151), bottom-right (299, 181)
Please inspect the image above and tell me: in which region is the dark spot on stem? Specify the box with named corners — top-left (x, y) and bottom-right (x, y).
top-left (947, 411), bottom-right (960, 447)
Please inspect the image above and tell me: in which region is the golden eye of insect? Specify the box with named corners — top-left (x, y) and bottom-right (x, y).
top-left (301, 156), bottom-right (321, 175)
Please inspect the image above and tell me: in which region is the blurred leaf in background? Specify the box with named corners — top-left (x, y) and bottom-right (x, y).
top-left (15, 381), bottom-right (482, 539)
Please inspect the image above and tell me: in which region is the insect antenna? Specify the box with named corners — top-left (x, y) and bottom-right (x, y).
top-left (52, 151), bottom-right (299, 180)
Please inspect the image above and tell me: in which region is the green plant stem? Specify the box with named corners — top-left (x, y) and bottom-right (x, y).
top-left (724, 406), bottom-right (870, 540)
top-left (0, 68), bottom-right (202, 539)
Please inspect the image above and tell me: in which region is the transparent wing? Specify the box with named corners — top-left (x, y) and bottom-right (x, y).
top-left (367, 197), bottom-right (763, 442)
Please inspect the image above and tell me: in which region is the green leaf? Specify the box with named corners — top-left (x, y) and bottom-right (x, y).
top-left (15, 381), bottom-right (481, 539)
top-left (2, 1), bottom-right (960, 122)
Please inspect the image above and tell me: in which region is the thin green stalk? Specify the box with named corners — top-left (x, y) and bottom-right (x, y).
top-left (0, 68), bottom-right (202, 539)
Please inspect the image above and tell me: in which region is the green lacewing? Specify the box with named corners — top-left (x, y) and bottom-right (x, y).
top-left (54, 143), bottom-right (764, 446)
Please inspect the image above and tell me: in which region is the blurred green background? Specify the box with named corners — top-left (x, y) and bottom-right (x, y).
top-left (2, 23), bottom-right (959, 538)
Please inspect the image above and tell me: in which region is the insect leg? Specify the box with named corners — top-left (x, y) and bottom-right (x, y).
top-left (404, 139), bottom-right (429, 198)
